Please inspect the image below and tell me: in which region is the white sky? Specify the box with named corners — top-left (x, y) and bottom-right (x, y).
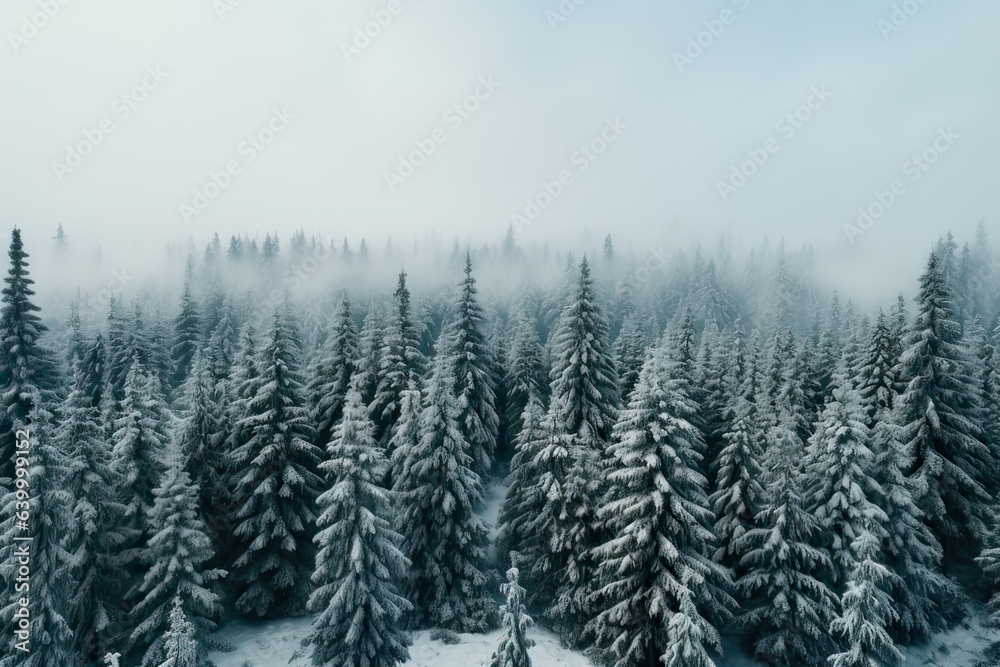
top-left (1, 0), bottom-right (998, 299)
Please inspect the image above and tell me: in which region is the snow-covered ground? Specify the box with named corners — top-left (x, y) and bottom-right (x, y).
top-left (209, 617), bottom-right (595, 667)
top-left (209, 613), bottom-right (999, 667)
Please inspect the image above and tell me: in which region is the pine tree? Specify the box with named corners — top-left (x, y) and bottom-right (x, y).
top-left (307, 386), bottom-right (412, 667)
top-left (356, 304), bottom-right (386, 410)
top-left (444, 253), bottom-right (499, 477)
top-left (736, 428), bottom-right (838, 667)
top-left (588, 345), bottom-right (733, 667)
top-left (0, 228), bottom-right (58, 480)
top-left (307, 292), bottom-right (358, 452)
top-left (503, 314), bottom-right (547, 445)
top-left (372, 271), bottom-right (426, 443)
top-left (804, 384), bottom-right (887, 587)
top-left (111, 355), bottom-right (171, 575)
top-left (490, 566), bottom-right (534, 667)
top-left (174, 351), bottom-right (227, 544)
top-left (613, 313), bottom-right (647, 402)
top-left (171, 270), bottom-right (202, 391)
top-left (129, 450), bottom-right (224, 667)
top-left (870, 416), bottom-right (958, 641)
top-left (229, 312), bottom-right (324, 618)
top-left (828, 521), bottom-right (905, 667)
top-left (496, 396), bottom-right (549, 569)
top-left (157, 597), bottom-right (199, 667)
top-left (710, 332), bottom-right (765, 574)
top-left (895, 251), bottom-right (994, 549)
top-left (857, 311), bottom-right (903, 426)
top-left (393, 355), bottom-right (495, 632)
top-left (0, 408), bottom-right (75, 667)
top-left (62, 360), bottom-right (128, 662)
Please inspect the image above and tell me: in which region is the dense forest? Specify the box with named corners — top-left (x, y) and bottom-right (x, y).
top-left (1, 222), bottom-right (999, 667)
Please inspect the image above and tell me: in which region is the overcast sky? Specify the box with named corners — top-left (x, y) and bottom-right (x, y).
top-left (1, 0), bottom-right (997, 298)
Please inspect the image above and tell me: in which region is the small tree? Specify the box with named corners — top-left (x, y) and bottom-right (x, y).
top-left (490, 565), bottom-right (534, 667)
top-left (157, 597), bottom-right (198, 667)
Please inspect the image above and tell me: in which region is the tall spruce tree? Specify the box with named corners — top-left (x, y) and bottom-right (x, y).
top-left (129, 450), bottom-right (224, 667)
top-left (229, 312), bottom-right (324, 618)
top-left (307, 386), bottom-right (412, 667)
top-left (307, 292), bottom-right (358, 453)
top-left (171, 270), bottom-right (202, 391)
top-left (895, 251), bottom-right (994, 550)
top-left (393, 354), bottom-right (495, 632)
top-left (490, 566), bottom-right (534, 667)
top-left (444, 253), bottom-right (499, 477)
top-left (588, 345), bottom-right (733, 667)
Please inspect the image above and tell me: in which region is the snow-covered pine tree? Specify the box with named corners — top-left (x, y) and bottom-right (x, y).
top-left (308, 385), bottom-right (412, 667)
top-left (229, 311), bottom-right (324, 618)
top-left (490, 566), bottom-right (534, 667)
top-left (171, 268), bottom-right (202, 391)
top-left (0, 228), bottom-right (59, 480)
top-left (0, 407), bottom-right (75, 667)
top-left (206, 300), bottom-right (239, 383)
top-left (503, 313), bottom-right (547, 446)
top-left (372, 271), bottom-right (426, 443)
top-left (588, 344), bottom-right (733, 667)
top-left (895, 251), bottom-right (995, 550)
top-left (496, 395), bottom-right (550, 570)
top-left (356, 303), bottom-right (387, 411)
top-left (111, 354), bottom-right (171, 579)
top-left (128, 449), bottom-right (224, 667)
top-left (828, 519), bottom-right (905, 667)
top-left (804, 383), bottom-right (887, 588)
top-left (736, 426), bottom-right (838, 667)
top-left (62, 359), bottom-right (128, 662)
top-left (870, 415), bottom-right (958, 641)
top-left (537, 256), bottom-right (619, 641)
top-left (307, 291), bottom-right (358, 454)
top-left (393, 353), bottom-right (495, 632)
top-left (857, 310), bottom-right (903, 426)
top-left (444, 253), bottom-right (499, 477)
top-left (613, 313), bottom-right (647, 402)
top-left (157, 597), bottom-right (198, 667)
top-left (710, 325), bottom-right (765, 574)
top-left (174, 350), bottom-right (227, 545)
top-left (387, 381), bottom-right (422, 492)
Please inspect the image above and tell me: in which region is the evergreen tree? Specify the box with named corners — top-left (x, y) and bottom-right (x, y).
top-left (307, 292), bottom-right (358, 453)
top-left (804, 384), bottom-right (887, 587)
top-left (372, 271), bottom-right (425, 443)
top-left (828, 521), bottom-right (905, 667)
top-left (613, 313), bottom-right (647, 402)
top-left (128, 451), bottom-right (224, 667)
top-left (62, 360), bottom-right (128, 662)
top-left (111, 355), bottom-right (171, 576)
top-left (308, 386), bottom-right (412, 667)
top-left (710, 332), bottom-right (765, 573)
top-left (857, 311), bottom-right (903, 426)
top-left (157, 597), bottom-right (198, 667)
top-left (490, 566), bottom-right (534, 667)
top-left (356, 305), bottom-right (386, 411)
top-left (229, 312), bottom-right (324, 618)
top-left (895, 251), bottom-right (994, 549)
top-left (0, 408), bottom-right (75, 667)
top-left (393, 355), bottom-right (495, 632)
top-left (588, 345), bottom-right (733, 667)
top-left (736, 428), bottom-right (838, 667)
top-left (496, 396), bottom-right (549, 569)
top-left (503, 314), bottom-right (547, 445)
top-left (444, 253), bottom-right (499, 477)
top-left (0, 228), bottom-right (58, 480)
top-left (171, 271), bottom-right (202, 391)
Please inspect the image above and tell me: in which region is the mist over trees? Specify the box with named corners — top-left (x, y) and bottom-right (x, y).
top-left (1, 222), bottom-right (999, 666)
